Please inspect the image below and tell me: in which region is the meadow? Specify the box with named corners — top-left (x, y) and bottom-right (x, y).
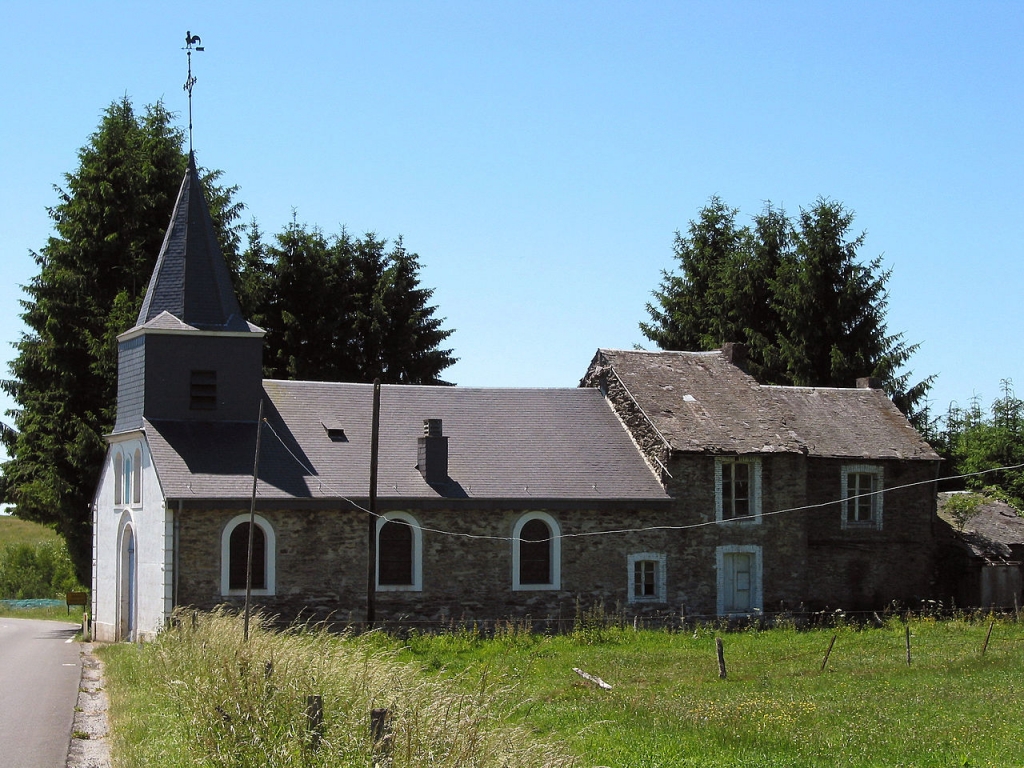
top-left (101, 610), bottom-right (1024, 767)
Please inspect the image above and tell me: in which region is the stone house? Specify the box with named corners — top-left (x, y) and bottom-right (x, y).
top-left (581, 347), bottom-right (941, 614)
top-left (91, 158), bottom-right (942, 641)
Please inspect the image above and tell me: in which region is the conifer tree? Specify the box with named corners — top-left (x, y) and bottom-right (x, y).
top-left (0, 98), bottom-right (240, 582)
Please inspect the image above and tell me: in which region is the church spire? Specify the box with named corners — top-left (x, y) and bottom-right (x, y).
top-left (135, 155), bottom-right (252, 332)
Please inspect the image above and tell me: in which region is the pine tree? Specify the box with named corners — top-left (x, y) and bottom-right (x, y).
top-left (641, 196), bottom-right (931, 418)
top-left (0, 98), bottom-right (240, 583)
top-left (239, 224), bottom-right (455, 385)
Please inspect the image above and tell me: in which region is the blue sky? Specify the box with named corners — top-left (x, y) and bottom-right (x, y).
top-left (1, 1), bottom-right (1021, 463)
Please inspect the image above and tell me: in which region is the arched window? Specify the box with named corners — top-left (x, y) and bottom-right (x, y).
top-left (375, 512), bottom-right (422, 591)
top-left (221, 514), bottom-right (276, 596)
top-left (132, 448), bottom-right (142, 506)
top-left (512, 512), bottom-right (561, 591)
top-left (122, 452), bottom-right (133, 507)
top-left (113, 452), bottom-right (124, 506)
top-left (229, 523), bottom-right (266, 590)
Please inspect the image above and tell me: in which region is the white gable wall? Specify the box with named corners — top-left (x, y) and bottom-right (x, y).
top-left (93, 432), bottom-right (167, 641)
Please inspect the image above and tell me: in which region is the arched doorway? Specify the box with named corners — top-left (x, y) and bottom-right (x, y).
top-left (118, 525), bottom-right (136, 641)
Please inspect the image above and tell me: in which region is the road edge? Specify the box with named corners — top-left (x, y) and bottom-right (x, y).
top-left (65, 642), bottom-right (111, 768)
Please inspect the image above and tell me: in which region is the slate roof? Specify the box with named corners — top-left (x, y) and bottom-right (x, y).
top-left (939, 494), bottom-right (1024, 563)
top-left (134, 154), bottom-right (254, 333)
top-left (590, 349), bottom-right (939, 460)
top-left (145, 381), bottom-right (669, 505)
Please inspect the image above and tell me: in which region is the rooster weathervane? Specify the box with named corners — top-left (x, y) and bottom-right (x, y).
top-left (183, 31), bottom-right (204, 153)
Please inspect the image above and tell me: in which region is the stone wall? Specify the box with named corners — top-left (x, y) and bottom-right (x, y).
top-left (804, 458), bottom-right (938, 611)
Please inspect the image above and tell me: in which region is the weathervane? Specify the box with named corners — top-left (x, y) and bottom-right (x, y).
top-left (183, 31), bottom-right (204, 153)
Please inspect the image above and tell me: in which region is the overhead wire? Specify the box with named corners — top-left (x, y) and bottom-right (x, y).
top-left (260, 418), bottom-right (1024, 544)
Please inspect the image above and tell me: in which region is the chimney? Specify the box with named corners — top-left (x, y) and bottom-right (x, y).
top-left (721, 342), bottom-right (747, 371)
top-left (856, 377), bottom-right (883, 390)
top-left (418, 418), bottom-right (448, 484)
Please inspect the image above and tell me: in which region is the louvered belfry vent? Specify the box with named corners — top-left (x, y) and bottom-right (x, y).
top-left (418, 418), bottom-right (448, 484)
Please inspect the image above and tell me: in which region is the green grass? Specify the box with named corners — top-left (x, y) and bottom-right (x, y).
top-left (0, 603), bottom-right (84, 622)
top-left (383, 616), bottom-right (1024, 767)
top-left (0, 515), bottom-right (59, 548)
top-left (101, 612), bottom-right (1024, 767)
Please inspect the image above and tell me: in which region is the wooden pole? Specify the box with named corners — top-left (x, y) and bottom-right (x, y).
top-left (716, 637), bottom-right (727, 679)
top-left (306, 695), bottom-right (324, 751)
top-left (244, 399), bottom-right (265, 643)
top-left (820, 634), bottom-right (837, 672)
top-left (905, 623), bottom-right (912, 666)
top-left (366, 380), bottom-right (381, 626)
top-left (982, 619), bottom-right (995, 656)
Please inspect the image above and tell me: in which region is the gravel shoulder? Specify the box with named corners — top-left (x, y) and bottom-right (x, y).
top-left (66, 643), bottom-right (111, 768)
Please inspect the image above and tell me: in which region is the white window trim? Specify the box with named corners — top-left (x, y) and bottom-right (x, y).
top-left (627, 552), bottom-right (667, 604)
top-left (512, 512), bottom-right (561, 591)
top-left (131, 447), bottom-right (143, 507)
top-left (113, 450), bottom-right (124, 506)
top-left (375, 512), bottom-right (423, 592)
top-left (714, 457), bottom-right (762, 524)
top-left (221, 513), bottom-right (276, 596)
top-left (841, 464), bottom-right (884, 530)
top-left (716, 544), bottom-right (763, 616)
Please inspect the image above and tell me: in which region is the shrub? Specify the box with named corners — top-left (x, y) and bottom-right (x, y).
top-left (0, 540), bottom-right (82, 599)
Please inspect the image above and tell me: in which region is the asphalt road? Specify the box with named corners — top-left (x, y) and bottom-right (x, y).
top-left (0, 617), bottom-right (82, 768)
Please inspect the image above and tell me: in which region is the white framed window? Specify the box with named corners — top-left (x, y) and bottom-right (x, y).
top-left (131, 447), bottom-right (142, 506)
top-left (627, 552), bottom-right (667, 604)
top-left (512, 512), bottom-right (561, 591)
top-left (122, 452), bottom-right (133, 508)
top-left (842, 465), bottom-right (883, 530)
top-left (716, 545), bottom-right (763, 615)
top-left (221, 514), bottom-right (276, 596)
top-left (375, 512), bottom-right (423, 592)
top-left (715, 457), bottom-right (762, 523)
top-left (113, 451), bottom-right (124, 506)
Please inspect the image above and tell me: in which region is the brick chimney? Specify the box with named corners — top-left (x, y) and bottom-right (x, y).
top-left (856, 377), bottom-right (883, 389)
top-left (721, 342), bottom-right (747, 371)
top-left (418, 418), bottom-right (448, 484)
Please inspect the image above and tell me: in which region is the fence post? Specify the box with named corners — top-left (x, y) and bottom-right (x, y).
top-left (371, 707), bottom-right (392, 762)
top-left (904, 623), bottom-right (911, 666)
top-left (306, 695), bottom-right (324, 751)
top-left (820, 634), bottom-right (837, 672)
top-left (716, 637), bottom-right (727, 679)
top-left (982, 619), bottom-right (995, 656)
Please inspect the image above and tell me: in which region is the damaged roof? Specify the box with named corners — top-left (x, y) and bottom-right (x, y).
top-left (587, 348), bottom-right (939, 460)
top-left (145, 381), bottom-right (670, 506)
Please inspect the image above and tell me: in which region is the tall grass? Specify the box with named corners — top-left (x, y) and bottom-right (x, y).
top-left (103, 609), bottom-right (576, 767)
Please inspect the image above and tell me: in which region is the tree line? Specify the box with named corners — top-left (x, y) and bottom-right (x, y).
top-left (1, 98), bottom-right (1019, 584)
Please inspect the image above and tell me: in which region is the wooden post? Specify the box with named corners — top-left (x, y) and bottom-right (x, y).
top-left (905, 623), bottom-right (911, 666)
top-left (306, 695), bottom-right (324, 751)
top-left (366, 380), bottom-right (381, 626)
top-left (371, 707), bottom-right (392, 762)
top-left (820, 634), bottom-right (837, 672)
top-left (982, 619), bottom-right (995, 656)
top-left (716, 637), bottom-right (727, 679)
top-left (244, 399), bottom-right (265, 643)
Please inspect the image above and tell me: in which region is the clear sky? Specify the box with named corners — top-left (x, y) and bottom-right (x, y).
top-left (1, 1), bottom-right (1021, 462)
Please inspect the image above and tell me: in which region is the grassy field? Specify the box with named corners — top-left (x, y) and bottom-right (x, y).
top-left (0, 515), bottom-right (59, 547)
top-left (102, 612), bottom-right (1024, 767)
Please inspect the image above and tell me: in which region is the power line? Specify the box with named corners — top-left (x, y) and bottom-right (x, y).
top-left (260, 418), bottom-right (1023, 544)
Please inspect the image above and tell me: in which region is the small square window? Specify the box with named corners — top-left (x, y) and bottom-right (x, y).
top-left (627, 553), bottom-right (666, 603)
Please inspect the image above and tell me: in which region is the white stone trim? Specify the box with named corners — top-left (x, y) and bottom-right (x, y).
top-left (221, 514), bottom-right (276, 596)
top-left (512, 512), bottom-right (561, 591)
top-left (716, 544), bottom-right (763, 616)
top-left (841, 464), bottom-right (884, 530)
top-left (627, 552), bottom-right (667, 604)
top-left (714, 456), bottom-right (762, 524)
top-left (375, 511), bottom-right (423, 592)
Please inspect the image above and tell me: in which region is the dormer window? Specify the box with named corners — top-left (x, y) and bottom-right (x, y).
top-left (190, 370), bottom-right (217, 410)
